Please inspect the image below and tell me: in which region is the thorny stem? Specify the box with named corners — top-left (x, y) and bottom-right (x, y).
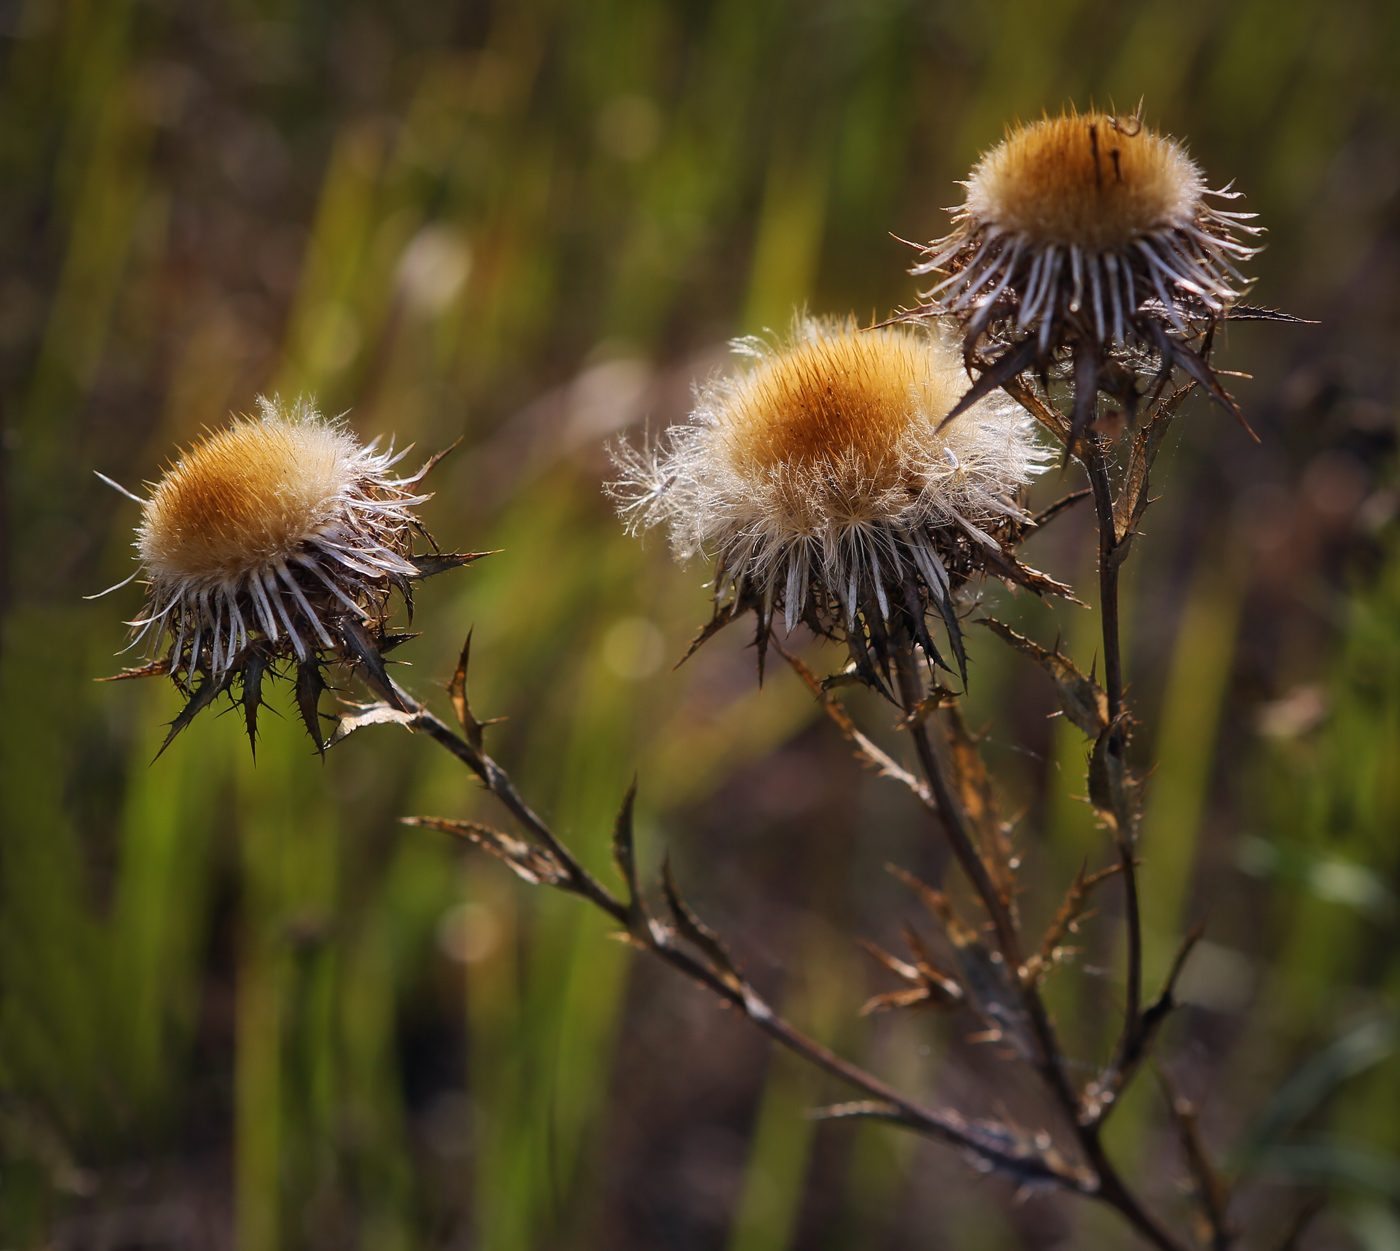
top-left (360, 668), bottom-right (1086, 1191)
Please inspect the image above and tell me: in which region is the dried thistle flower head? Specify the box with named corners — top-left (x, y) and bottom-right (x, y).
top-left (108, 397), bottom-right (479, 753)
top-left (613, 318), bottom-right (1058, 687)
top-left (908, 107), bottom-right (1263, 442)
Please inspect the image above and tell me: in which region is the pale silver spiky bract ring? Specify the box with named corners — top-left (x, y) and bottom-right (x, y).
top-left (611, 318), bottom-right (1060, 687)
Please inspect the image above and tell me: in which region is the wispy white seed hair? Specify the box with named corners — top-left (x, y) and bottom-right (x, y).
top-left (612, 318), bottom-right (1046, 667)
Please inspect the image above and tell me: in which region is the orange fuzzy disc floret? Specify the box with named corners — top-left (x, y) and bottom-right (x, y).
top-left (139, 418), bottom-right (357, 584)
top-left (965, 110), bottom-right (1204, 251)
top-left (717, 324), bottom-right (965, 525)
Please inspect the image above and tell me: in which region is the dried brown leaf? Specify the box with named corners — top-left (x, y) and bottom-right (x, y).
top-left (979, 619), bottom-right (1109, 739)
top-left (661, 856), bottom-right (743, 993)
top-left (1088, 715), bottom-right (1142, 832)
top-left (1022, 861), bottom-right (1126, 987)
top-left (942, 705), bottom-right (1018, 908)
top-left (402, 815), bottom-right (565, 886)
top-left (327, 703), bottom-right (417, 748)
top-left (611, 778), bottom-right (646, 928)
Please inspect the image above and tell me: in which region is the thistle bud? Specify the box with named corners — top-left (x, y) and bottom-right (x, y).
top-left (108, 397), bottom-right (477, 752)
top-left (612, 319), bottom-right (1055, 687)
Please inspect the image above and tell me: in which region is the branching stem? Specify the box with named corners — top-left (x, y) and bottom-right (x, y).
top-left (360, 668), bottom-right (1087, 1191)
top-left (890, 645), bottom-right (1188, 1251)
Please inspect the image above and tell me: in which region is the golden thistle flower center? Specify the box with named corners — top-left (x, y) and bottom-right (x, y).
top-left (139, 421), bottom-right (357, 583)
top-left (717, 328), bottom-right (954, 528)
top-left (965, 114), bottom-right (1204, 252)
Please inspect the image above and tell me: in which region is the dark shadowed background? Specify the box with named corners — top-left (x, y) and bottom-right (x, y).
top-left (2, 0), bottom-right (1399, 1247)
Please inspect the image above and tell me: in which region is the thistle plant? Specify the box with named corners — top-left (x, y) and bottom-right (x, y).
top-left (105, 108), bottom-right (1309, 1249)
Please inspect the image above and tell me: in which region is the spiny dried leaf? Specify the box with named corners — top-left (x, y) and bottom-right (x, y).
top-left (402, 815), bottom-right (566, 886)
top-left (775, 641), bottom-right (932, 804)
top-left (1223, 304), bottom-right (1316, 325)
top-left (340, 616), bottom-right (396, 702)
top-left (942, 705), bottom-right (1018, 908)
top-left (887, 864), bottom-right (975, 943)
top-left (1032, 488), bottom-right (1092, 529)
top-left (980, 545), bottom-right (1081, 603)
top-left (672, 599), bottom-right (743, 671)
top-left (859, 936), bottom-right (923, 984)
top-left (327, 702), bottom-right (417, 748)
top-left (929, 584), bottom-right (969, 687)
top-left (98, 658), bottom-right (172, 682)
top-left (860, 986), bottom-right (940, 1015)
top-left (1003, 377), bottom-right (1072, 447)
top-left (403, 436), bottom-right (464, 484)
top-left (901, 923), bottom-right (963, 998)
top-left (889, 864), bottom-right (1037, 1061)
top-left (1111, 384), bottom-right (1190, 550)
top-left (858, 935), bottom-right (962, 1015)
top-left (1022, 861), bottom-right (1126, 988)
top-left (843, 611), bottom-right (895, 701)
top-left (611, 778), bottom-right (645, 927)
top-left (899, 690), bottom-right (958, 728)
top-left (981, 618), bottom-right (1110, 741)
top-left (240, 646), bottom-right (271, 753)
top-left (446, 631), bottom-right (504, 753)
top-left (1088, 715), bottom-right (1142, 832)
top-left (661, 856), bottom-right (743, 992)
top-left (1143, 320), bottom-right (1256, 437)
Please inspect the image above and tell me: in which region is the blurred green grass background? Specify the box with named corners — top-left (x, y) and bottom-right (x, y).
top-left (1, 0), bottom-right (1398, 1247)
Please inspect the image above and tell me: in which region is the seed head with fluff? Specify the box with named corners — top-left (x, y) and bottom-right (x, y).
top-left (612, 318), bottom-right (1055, 685)
top-left (108, 397), bottom-right (477, 752)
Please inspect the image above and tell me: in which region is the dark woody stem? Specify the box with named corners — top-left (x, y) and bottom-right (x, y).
top-left (1080, 434), bottom-right (1145, 1071)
